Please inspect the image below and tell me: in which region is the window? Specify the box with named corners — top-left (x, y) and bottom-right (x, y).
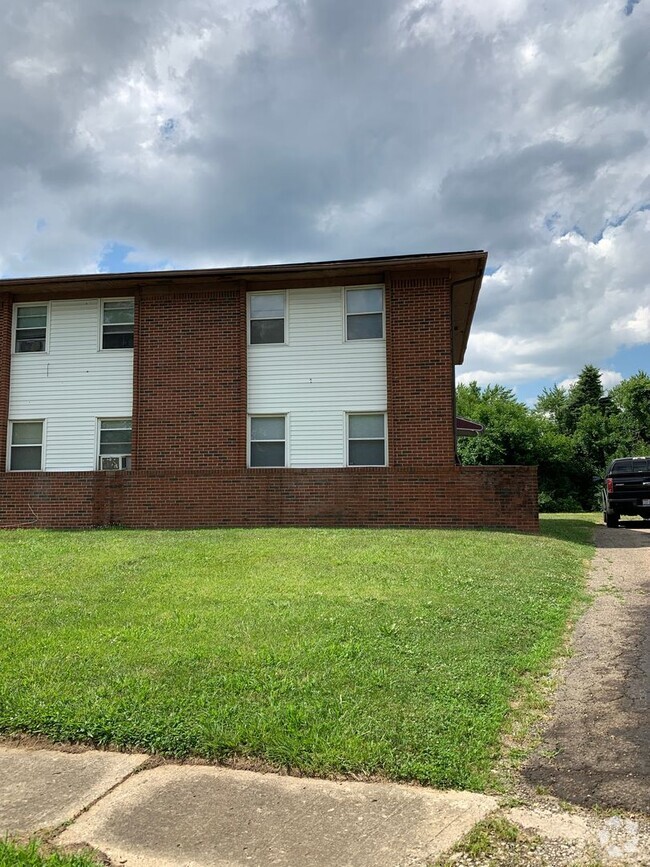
top-left (15, 305), bottom-right (48, 353)
top-left (102, 300), bottom-right (134, 349)
top-left (249, 293), bottom-right (285, 344)
top-left (98, 419), bottom-right (132, 470)
top-left (249, 416), bottom-right (286, 467)
top-left (9, 421), bottom-right (43, 470)
top-left (345, 287), bottom-right (383, 340)
top-left (348, 413), bottom-right (386, 466)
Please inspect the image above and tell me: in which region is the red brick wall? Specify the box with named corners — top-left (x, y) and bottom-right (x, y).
top-left (133, 286), bottom-right (246, 471)
top-left (387, 274), bottom-right (456, 467)
top-left (0, 466), bottom-right (538, 532)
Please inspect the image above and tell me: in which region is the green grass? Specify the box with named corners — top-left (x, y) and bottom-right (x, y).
top-left (0, 516), bottom-right (596, 789)
top-left (0, 840), bottom-right (98, 867)
top-left (452, 815), bottom-right (523, 858)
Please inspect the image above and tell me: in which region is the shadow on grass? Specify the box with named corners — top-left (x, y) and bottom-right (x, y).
top-left (539, 515), bottom-right (598, 547)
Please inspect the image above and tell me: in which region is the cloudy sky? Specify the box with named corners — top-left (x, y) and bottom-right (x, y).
top-left (1, 0), bottom-right (648, 401)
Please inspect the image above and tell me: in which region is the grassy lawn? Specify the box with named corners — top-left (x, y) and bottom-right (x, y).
top-left (0, 516), bottom-right (596, 790)
top-left (0, 840), bottom-right (98, 866)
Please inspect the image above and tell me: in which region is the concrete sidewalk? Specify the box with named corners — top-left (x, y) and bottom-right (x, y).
top-left (0, 744), bottom-right (496, 866)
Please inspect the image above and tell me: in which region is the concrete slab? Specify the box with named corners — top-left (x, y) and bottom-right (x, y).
top-left (58, 765), bottom-right (496, 867)
top-left (0, 745), bottom-right (148, 835)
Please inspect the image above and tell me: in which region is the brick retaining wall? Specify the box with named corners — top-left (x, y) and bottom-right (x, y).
top-left (0, 465), bottom-right (538, 532)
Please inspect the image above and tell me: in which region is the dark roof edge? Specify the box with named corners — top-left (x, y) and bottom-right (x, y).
top-left (0, 250), bottom-right (487, 288)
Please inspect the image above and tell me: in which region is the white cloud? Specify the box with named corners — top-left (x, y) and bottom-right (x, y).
top-left (461, 210), bottom-right (650, 382)
top-left (0, 0), bottom-right (648, 386)
top-left (612, 305), bottom-right (650, 345)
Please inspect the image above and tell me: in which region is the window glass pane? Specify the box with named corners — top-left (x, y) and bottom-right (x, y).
top-left (11, 446), bottom-right (42, 470)
top-left (17, 307), bottom-right (47, 328)
top-left (16, 336), bottom-right (46, 353)
top-left (103, 331), bottom-right (134, 349)
top-left (251, 442), bottom-right (285, 467)
top-left (349, 440), bottom-right (385, 466)
top-left (12, 421), bottom-right (43, 445)
top-left (100, 420), bottom-right (132, 455)
top-left (16, 328), bottom-right (47, 340)
top-left (349, 414), bottom-right (385, 439)
top-left (103, 301), bottom-right (134, 324)
top-left (347, 312), bottom-right (383, 340)
top-left (101, 430), bottom-right (132, 446)
top-left (100, 442), bottom-right (131, 455)
top-left (346, 288), bottom-right (382, 315)
top-left (250, 319), bottom-right (284, 344)
top-left (251, 417), bottom-right (285, 441)
top-left (250, 294), bottom-right (285, 319)
top-left (101, 419), bottom-right (132, 431)
top-left (103, 324), bottom-right (134, 333)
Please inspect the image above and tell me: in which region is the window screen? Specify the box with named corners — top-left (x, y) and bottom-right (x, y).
top-left (99, 419), bottom-right (132, 469)
top-left (102, 300), bottom-right (134, 349)
top-left (249, 293), bottom-right (285, 344)
top-left (346, 288), bottom-right (383, 340)
top-left (250, 416), bottom-right (286, 467)
top-left (348, 413), bottom-right (386, 466)
top-left (15, 306), bottom-right (47, 353)
top-left (10, 421), bottom-right (43, 470)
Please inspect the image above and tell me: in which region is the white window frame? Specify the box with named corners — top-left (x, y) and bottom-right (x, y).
top-left (97, 418), bottom-right (132, 470)
top-left (248, 414), bottom-right (289, 468)
top-left (12, 301), bottom-right (50, 355)
top-left (247, 291), bottom-right (288, 346)
top-left (344, 286), bottom-right (385, 342)
top-left (346, 412), bottom-right (387, 467)
top-left (99, 298), bottom-right (135, 352)
top-left (7, 419), bottom-right (46, 472)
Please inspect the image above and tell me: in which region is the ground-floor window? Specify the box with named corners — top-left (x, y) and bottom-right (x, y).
top-left (9, 421), bottom-right (44, 471)
top-left (347, 413), bottom-right (386, 466)
top-left (249, 416), bottom-right (286, 467)
top-left (98, 418), bottom-right (132, 470)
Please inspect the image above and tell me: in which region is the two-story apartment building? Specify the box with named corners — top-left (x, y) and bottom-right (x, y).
top-left (0, 252), bottom-right (538, 531)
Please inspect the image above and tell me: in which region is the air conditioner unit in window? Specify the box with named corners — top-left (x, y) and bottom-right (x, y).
top-left (100, 456), bottom-right (131, 470)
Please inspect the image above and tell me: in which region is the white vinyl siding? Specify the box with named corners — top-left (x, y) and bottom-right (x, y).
top-left (8, 299), bottom-right (133, 471)
top-left (247, 286), bottom-right (386, 467)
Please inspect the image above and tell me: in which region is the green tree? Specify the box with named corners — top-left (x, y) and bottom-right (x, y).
top-left (456, 383), bottom-right (539, 465)
top-left (456, 382), bottom-right (579, 510)
top-left (608, 371), bottom-right (650, 454)
top-left (562, 365), bottom-right (604, 434)
top-left (457, 367), bottom-right (650, 513)
top-left (535, 384), bottom-right (568, 427)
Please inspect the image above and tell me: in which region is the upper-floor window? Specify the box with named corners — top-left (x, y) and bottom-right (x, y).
top-left (15, 305), bottom-right (48, 353)
top-left (249, 292), bottom-right (285, 344)
top-left (347, 413), bottom-right (386, 466)
top-left (9, 421), bottom-right (44, 471)
top-left (249, 416), bottom-right (286, 467)
top-left (98, 418), bottom-right (132, 470)
top-left (345, 288), bottom-right (384, 340)
top-left (102, 299), bottom-right (134, 349)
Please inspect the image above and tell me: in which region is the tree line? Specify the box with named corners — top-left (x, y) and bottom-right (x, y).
top-left (456, 366), bottom-right (650, 511)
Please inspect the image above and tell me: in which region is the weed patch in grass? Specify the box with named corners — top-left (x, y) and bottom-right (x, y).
top-left (0, 516), bottom-right (594, 789)
top-left (454, 816), bottom-right (523, 857)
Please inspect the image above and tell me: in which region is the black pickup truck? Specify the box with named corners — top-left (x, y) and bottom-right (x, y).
top-left (600, 456), bottom-right (650, 527)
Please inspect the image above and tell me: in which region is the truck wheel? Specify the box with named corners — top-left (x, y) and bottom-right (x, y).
top-left (605, 512), bottom-right (619, 528)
